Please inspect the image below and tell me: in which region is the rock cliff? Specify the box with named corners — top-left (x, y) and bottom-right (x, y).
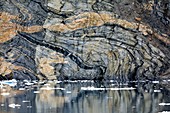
top-left (0, 0), bottom-right (170, 81)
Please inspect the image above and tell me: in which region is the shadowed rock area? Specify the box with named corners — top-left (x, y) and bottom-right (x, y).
top-left (0, 0), bottom-right (170, 81)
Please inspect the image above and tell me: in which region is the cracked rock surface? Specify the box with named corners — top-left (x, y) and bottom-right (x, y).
top-left (0, 0), bottom-right (170, 81)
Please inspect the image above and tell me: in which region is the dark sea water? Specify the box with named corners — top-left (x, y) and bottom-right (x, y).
top-left (0, 80), bottom-right (170, 113)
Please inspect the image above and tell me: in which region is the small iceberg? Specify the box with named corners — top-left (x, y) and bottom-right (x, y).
top-left (0, 79), bottom-right (17, 87)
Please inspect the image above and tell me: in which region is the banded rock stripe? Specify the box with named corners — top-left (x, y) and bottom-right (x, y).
top-left (43, 24), bottom-right (168, 80)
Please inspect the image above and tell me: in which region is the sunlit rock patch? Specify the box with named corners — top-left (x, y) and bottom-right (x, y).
top-left (35, 46), bottom-right (67, 80)
top-left (0, 12), bottom-right (42, 43)
top-left (0, 57), bottom-right (25, 78)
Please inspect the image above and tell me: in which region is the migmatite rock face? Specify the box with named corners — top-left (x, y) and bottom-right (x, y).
top-left (0, 0), bottom-right (170, 81)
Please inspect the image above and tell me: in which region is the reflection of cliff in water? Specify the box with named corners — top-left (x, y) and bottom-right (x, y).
top-left (0, 81), bottom-right (169, 113)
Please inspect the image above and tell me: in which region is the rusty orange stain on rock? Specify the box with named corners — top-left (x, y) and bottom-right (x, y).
top-left (0, 11), bottom-right (169, 45)
top-left (135, 17), bottom-right (142, 21)
top-left (0, 12), bottom-right (43, 43)
top-left (44, 12), bottom-right (170, 45)
top-left (43, 12), bottom-right (139, 32)
top-left (43, 12), bottom-right (155, 37)
top-left (153, 32), bottom-right (170, 45)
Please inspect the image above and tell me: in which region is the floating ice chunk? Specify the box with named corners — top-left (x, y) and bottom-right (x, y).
top-left (159, 111), bottom-right (170, 113)
top-left (81, 87), bottom-right (135, 91)
top-left (19, 88), bottom-right (25, 90)
top-left (152, 81), bottom-right (159, 83)
top-left (159, 103), bottom-right (170, 106)
top-left (9, 104), bottom-right (21, 108)
top-left (66, 91), bottom-right (72, 94)
top-left (25, 82), bottom-right (34, 86)
top-left (81, 87), bottom-right (105, 90)
top-left (22, 100), bottom-right (30, 103)
top-left (1, 104), bottom-right (4, 106)
top-left (109, 87), bottom-right (135, 90)
top-left (33, 91), bottom-right (40, 94)
top-left (55, 80), bottom-right (62, 83)
top-left (0, 79), bottom-right (17, 87)
top-left (154, 90), bottom-right (161, 92)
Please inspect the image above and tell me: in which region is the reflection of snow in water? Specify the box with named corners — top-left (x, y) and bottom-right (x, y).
top-left (1, 92), bottom-right (10, 96)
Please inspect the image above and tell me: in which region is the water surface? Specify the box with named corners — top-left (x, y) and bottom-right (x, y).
top-left (0, 80), bottom-right (170, 113)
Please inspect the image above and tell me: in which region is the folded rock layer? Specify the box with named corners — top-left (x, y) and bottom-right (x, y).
top-left (0, 0), bottom-right (170, 81)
